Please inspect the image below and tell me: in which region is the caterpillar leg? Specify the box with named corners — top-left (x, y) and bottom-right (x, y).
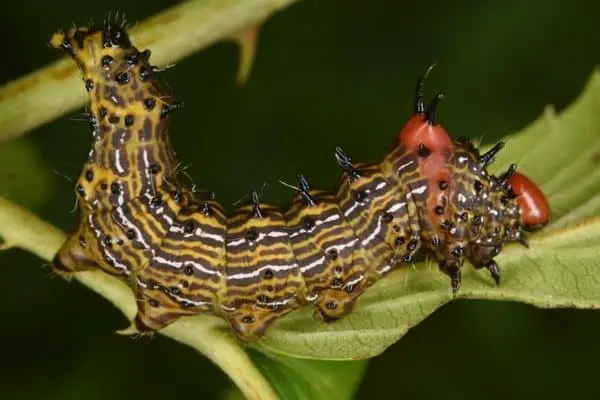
top-left (227, 304), bottom-right (292, 341)
top-left (128, 269), bottom-right (219, 335)
top-left (314, 274), bottom-right (368, 322)
top-left (52, 231), bottom-right (100, 280)
top-left (469, 243), bottom-right (503, 286)
top-left (473, 259), bottom-right (501, 286)
top-left (439, 260), bottom-right (462, 294)
top-left (130, 284), bottom-right (184, 334)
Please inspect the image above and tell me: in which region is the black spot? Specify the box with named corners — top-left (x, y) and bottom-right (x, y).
top-left (246, 229), bottom-right (258, 242)
top-left (182, 280), bottom-right (189, 288)
top-left (78, 236), bottom-right (86, 247)
top-left (115, 72), bottom-right (130, 85)
top-left (170, 286), bottom-right (181, 295)
top-left (143, 97), bottom-right (156, 110)
top-left (407, 239), bottom-right (418, 251)
top-left (440, 220), bottom-right (451, 230)
top-left (169, 190), bottom-right (181, 203)
top-left (302, 217), bottom-right (315, 230)
top-left (474, 180), bottom-right (483, 192)
top-left (199, 202), bottom-right (211, 215)
top-left (332, 278), bottom-right (343, 287)
top-left (434, 205), bottom-right (444, 215)
top-left (355, 190), bottom-right (368, 203)
top-left (171, 192), bottom-right (184, 203)
top-left (395, 237), bottom-right (406, 247)
top-left (184, 220), bottom-right (195, 234)
top-left (99, 107), bottom-right (108, 118)
top-left (439, 180), bottom-right (449, 190)
top-left (418, 144), bottom-right (431, 158)
top-left (402, 255), bottom-right (413, 263)
top-left (184, 265), bottom-right (194, 276)
top-left (100, 183), bottom-right (108, 190)
top-left (267, 285), bottom-right (274, 292)
top-left (149, 164), bottom-right (161, 174)
top-left (101, 55), bottom-right (113, 68)
top-left (108, 114), bottom-right (120, 124)
top-left (76, 184), bottom-right (85, 196)
top-left (325, 301), bottom-right (337, 310)
top-left (257, 294), bottom-right (269, 303)
top-left (150, 197), bottom-right (163, 207)
top-left (241, 315), bottom-right (255, 324)
top-left (327, 249), bottom-right (338, 261)
top-left (85, 169), bottom-right (94, 182)
top-left (473, 215), bottom-right (483, 225)
top-left (263, 269), bottom-right (274, 279)
top-left (345, 284), bottom-right (355, 294)
top-left (103, 236), bottom-right (113, 247)
top-left (148, 299), bottom-right (159, 308)
top-left (382, 211), bottom-right (393, 223)
top-left (110, 182), bottom-right (120, 194)
top-left (452, 246), bottom-right (464, 257)
top-left (124, 114), bottom-right (135, 126)
top-left (85, 79), bottom-right (94, 92)
top-left (125, 52), bottom-right (138, 65)
top-left (126, 229), bottom-right (136, 240)
top-left (139, 66), bottom-right (151, 81)
top-left (334, 266), bottom-right (343, 274)
top-left (59, 38), bottom-right (72, 53)
top-left (495, 226), bottom-right (502, 234)
top-left (431, 237), bottom-right (440, 247)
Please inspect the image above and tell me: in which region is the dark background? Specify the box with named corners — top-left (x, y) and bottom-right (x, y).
top-left (1, 0), bottom-right (599, 399)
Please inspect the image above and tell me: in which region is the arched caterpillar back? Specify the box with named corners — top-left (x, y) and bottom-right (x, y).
top-left (50, 22), bottom-right (550, 341)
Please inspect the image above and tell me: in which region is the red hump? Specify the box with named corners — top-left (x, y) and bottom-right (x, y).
top-left (396, 114), bottom-right (453, 154)
top-left (507, 172), bottom-right (551, 231)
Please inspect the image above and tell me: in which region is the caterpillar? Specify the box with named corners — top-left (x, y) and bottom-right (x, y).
top-left (49, 21), bottom-right (550, 341)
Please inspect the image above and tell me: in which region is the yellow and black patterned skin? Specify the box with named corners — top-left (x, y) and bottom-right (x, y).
top-left (50, 23), bottom-right (532, 341)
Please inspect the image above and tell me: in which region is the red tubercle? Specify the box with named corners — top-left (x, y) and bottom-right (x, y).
top-left (507, 172), bottom-right (551, 230)
top-left (396, 114), bottom-right (454, 154)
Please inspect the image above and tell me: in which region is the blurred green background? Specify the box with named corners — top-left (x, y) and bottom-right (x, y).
top-left (1, 0), bottom-right (599, 398)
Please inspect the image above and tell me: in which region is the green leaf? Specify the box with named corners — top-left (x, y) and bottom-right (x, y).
top-left (250, 350), bottom-right (367, 400)
top-left (220, 355), bottom-right (366, 400)
top-left (253, 68), bottom-right (600, 360)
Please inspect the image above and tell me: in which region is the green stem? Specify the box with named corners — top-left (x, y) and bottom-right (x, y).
top-left (0, 197), bottom-right (279, 400)
top-left (0, 0), bottom-right (299, 141)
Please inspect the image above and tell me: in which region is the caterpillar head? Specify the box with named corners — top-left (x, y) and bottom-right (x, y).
top-left (49, 23), bottom-right (169, 124)
top-left (51, 23), bottom-right (134, 72)
top-left (507, 172), bottom-right (551, 231)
